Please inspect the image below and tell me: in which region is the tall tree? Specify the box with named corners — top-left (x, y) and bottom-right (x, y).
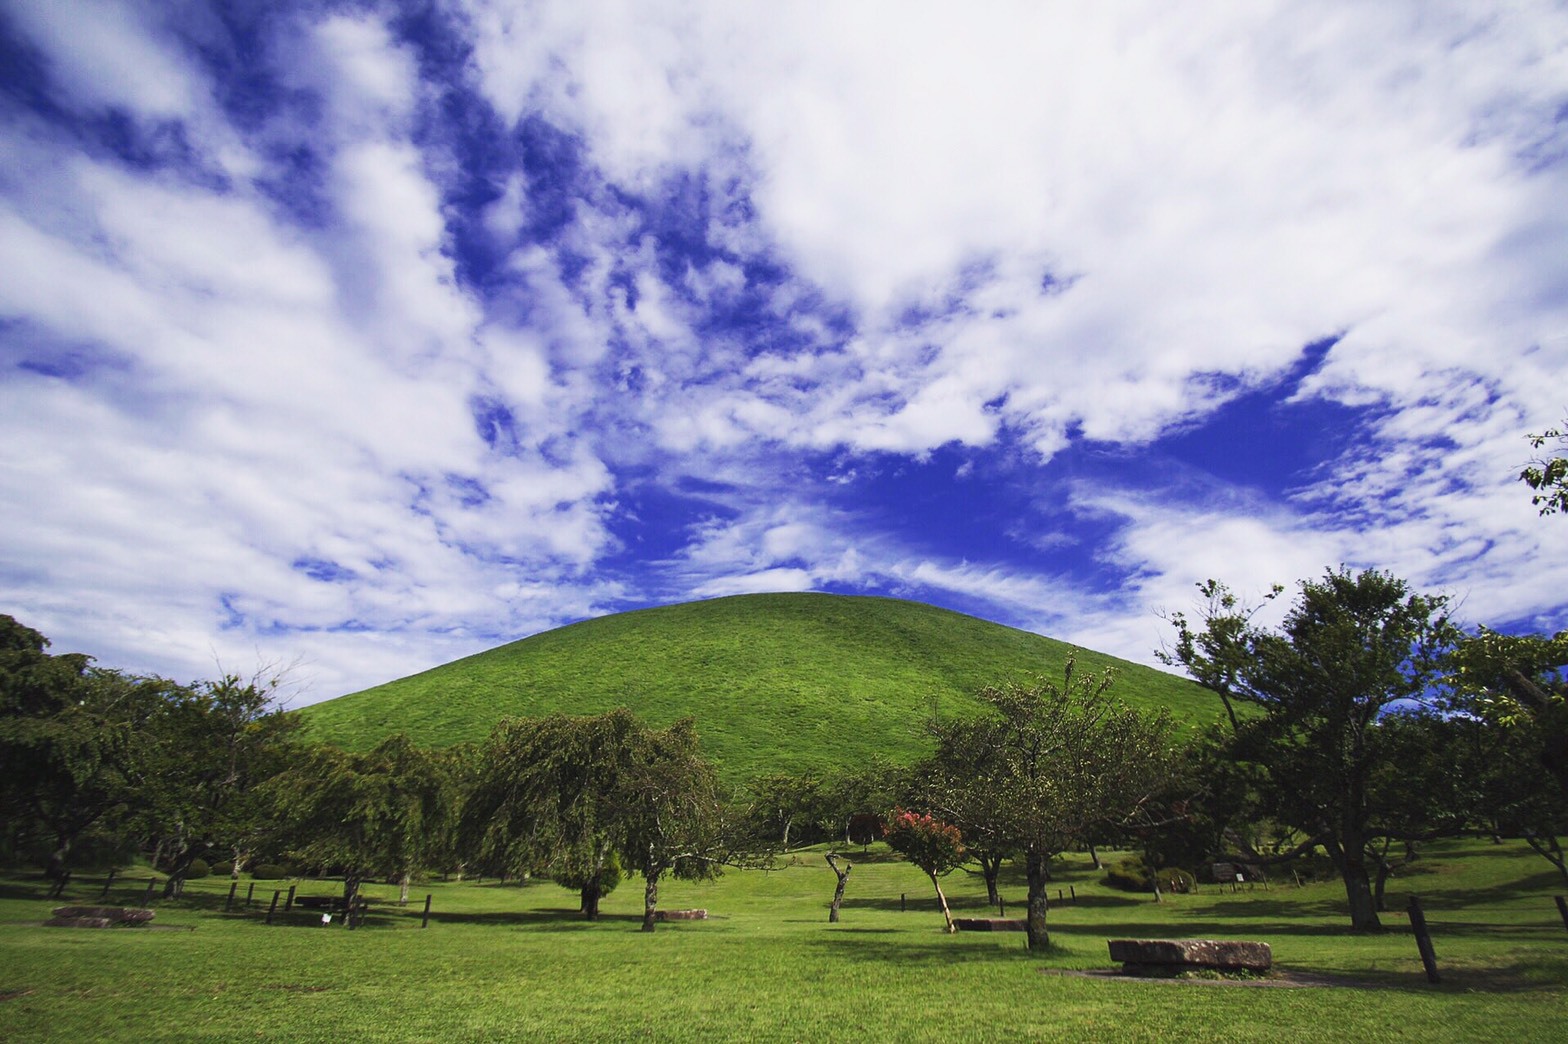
top-left (1448, 627), bottom-right (1568, 882)
top-left (138, 672), bottom-right (299, 897)
top-left (1161, 568), bottom-right (1461, 931)
top-left (0, 616), bottom-right (168, 881)
top-left (926, 657), bottom-right (1175, 951)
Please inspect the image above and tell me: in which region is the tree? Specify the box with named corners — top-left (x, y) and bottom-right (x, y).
top-left (1161, 568), bottom-right (1461, 931)
top-left (461, 709), bottom-right (743, 928)
top-left (265, 734), bottom-right (451, 916)
top-left (137, 672), bottom-right (299, 898)
top-left (0, 617), bottom-right (170, 883)
top-left (461, 710), bottom-right (642, 920)
top-left (883, 808), bottom-right (965, 933)
top-left (611, 717), bottom-right (735, 932)
top-left (926, 656), bottom-right (1175, 951)
top-left (1448, 626), bottom-right (1568, 883)
top-left (918, 716), bottom-right (1014, 905)
top-left (1521, 418), bottom-right (1568, 516)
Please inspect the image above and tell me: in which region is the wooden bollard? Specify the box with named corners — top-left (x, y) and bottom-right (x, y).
top-left (1069, 886), bottom-right (1076, 904)
top-left (900, 893), bottom-right (906, 912)
top-left (1407, 895), bottom-right (1440, 984)
top-left (265, 891), bottom-right (281, 925)
top-left (286, 885), bottom-right (297, 912)
top-left (225, 882), bottom-right (238, 911)
top-left (422, 894), bottom-right (432, 929)
top-left (998, 898), bottom-right (1005, 917)
top-left (246, 882), bottom-right (256, 908)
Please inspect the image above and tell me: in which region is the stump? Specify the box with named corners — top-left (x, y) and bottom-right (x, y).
top-left (1107, 939), bottom-right (1272, 975)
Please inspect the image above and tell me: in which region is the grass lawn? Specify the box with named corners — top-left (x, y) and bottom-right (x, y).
top-left (3, 838), bottom-right (1566, 1041)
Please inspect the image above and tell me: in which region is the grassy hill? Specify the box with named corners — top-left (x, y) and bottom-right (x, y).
top-left (297, 592), bottom-right (1215, 781)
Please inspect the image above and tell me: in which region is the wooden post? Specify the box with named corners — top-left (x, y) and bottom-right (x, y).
top-left (1057, 889), bottom-right (1063, 902)
top-left (998, 898), bottom-right (1005, 917)
top-left (225, 882), bottom-right (238, 911)
top-left (900, 893), bottom-right (906, 912)
top-left (1069, 886), bottom-right (1076, 904)
top-left (285, 885), bottom-right (297, 912)
top-left (265, 891), bottom-right (280, 925)
top-left (141, 877), bottom-right (156, 907)
top-left (422, 894), bottom-right (432, 929)
top-left (1407, 895), bottom-right (1440, 984)
top-left (246, 882), bottom-right (256, 908)
top-left (1153, 881), bottom-right (1162, 903)
top-left (1554, 896), bottom-right (1568, 934)
top-left (99, 869), bottom-right (116, 900)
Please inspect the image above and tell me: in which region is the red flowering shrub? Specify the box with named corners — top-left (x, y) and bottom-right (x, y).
top-left (883, 808), bottom-right (965, 877)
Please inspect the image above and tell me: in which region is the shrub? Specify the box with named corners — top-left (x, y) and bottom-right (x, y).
top-left (251, 864), bottom-right (287, 880)
top-left (1103, 856), bottom-right (1196, 894)
top-left (186, 858), bottom-right (211, 880)
top-left (211, 861), bottom-right (234, 877)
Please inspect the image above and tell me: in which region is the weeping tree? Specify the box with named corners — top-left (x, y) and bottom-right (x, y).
top-left (461, 711), bottom-right (635, 920)
top-left (927, 656), bottom-right (1175, 952)
top-left (461, 709), bottom-right (741, 927)
top-left (610, 717), bottom-right (736, 932)
top-left (265, 734), bottom-right (451, 916)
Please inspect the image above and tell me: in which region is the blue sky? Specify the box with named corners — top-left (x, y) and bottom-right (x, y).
top-left (2, 0), bottom-right (1566, 705)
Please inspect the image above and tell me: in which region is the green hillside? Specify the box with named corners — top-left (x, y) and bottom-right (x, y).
top-left (298, 593), bottom-right (1215, 781)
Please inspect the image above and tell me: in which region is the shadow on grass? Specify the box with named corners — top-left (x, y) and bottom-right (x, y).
top-left (807, 933), bottom-right (1045, 966)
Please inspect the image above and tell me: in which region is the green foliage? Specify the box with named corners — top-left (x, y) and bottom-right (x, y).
top-left (1161, 568), bottom-right (1463, 931)
top-left (185, 858), bottom-right (210, 880)
top-left (263, 734), bottom-right (452, 891)
top-left (1521, 419), bottom-right (1568, 516)
top-left (924, 655), bottom-right (1177, 950)
top-left (554, 851), bottom-right (621, 899)
top-left (300, 594), bottom-right (1215, 781)
top-left (250, 863), bottom-right (286, 880)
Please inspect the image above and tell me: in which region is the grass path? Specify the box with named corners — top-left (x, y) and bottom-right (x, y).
top-left (3, 839), bottom-right (1567, 1041)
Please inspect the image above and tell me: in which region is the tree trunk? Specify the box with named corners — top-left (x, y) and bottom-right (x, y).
top-left (980, 852), bottom-right (1002, 906)
top-left (929, 872), bottom-right (955, 933)
top-left (1086, 842), bottom-right (1102, 870)
top-left (582, 879), bottom-right (602, 921)
top-left (1326, 837), bottom-right (1382, 931)
top-left (1025, 847), bottom-right (1051, 951)
top-left (399, 872), bottom-right (411, 906)
top-left (642, 868), bottom-right (661, 932)
top-left (826, 852), bottom-right (851, 923)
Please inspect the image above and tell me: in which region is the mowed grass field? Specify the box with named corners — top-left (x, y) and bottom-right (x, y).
top-left (299, 593), bottom-right (1217, 781)
top-left (3, 838), bottom-right (1566, 1042)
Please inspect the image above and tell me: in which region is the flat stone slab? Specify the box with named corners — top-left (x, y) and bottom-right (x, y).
top-left (954, 918), bottom-right (1026, 932)
top-left (49, 906), bottom-right (154, 926)
top-left (1108, 939), bottom-right (1272, 973)
top-left (654, 909), bottom-right (707, 921)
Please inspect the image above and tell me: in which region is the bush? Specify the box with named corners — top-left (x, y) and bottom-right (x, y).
top-left (186, 858), bottom-right (211, 880)
top-left (210, 861), bottom-right (234, 877)
top-left (251, 864), bottom-right (287, 880)
top-left (1103, 856), bottom-right (1196, 894)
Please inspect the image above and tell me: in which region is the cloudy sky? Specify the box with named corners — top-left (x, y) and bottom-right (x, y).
top-left (3, 0), bottom-right (1566, 705)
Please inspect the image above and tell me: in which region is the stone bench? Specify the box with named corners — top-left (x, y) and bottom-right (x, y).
top-left (1108, 939), bottom-right (1271, 975)
top-left (653, 909), bottom-right (707, 921)
top-left (953, 918), bottom-right (1026, 932)
top-left (47, 906), bottom-right (154, 928)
